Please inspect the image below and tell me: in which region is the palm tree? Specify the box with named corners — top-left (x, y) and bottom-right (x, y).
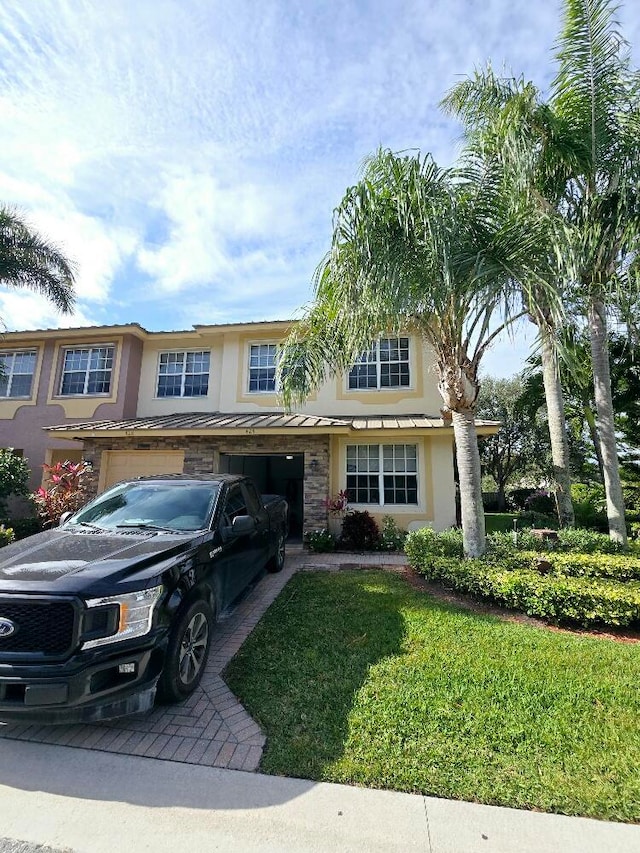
top-left (552, 0), bottom-right (640, 545)
top-left (0, 205), bottom-right (76, 314)
top-left (279, 149), bottom-right (559, 557)
top-left (444, 0), bottom-right (640, 545)
top-left (443, 70), bottom-right (577, 528)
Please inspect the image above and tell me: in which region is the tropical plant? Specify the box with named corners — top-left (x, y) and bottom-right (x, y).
top-left (0, 205), bottom-right (75, 316)
top-left (279, 148), bottom-right (560, 557)
top-left (31, 459), bottom-right (93, 527)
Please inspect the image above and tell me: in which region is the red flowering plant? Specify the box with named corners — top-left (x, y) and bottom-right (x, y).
top-left (324, 490), bottom-right (349, 515)
top-left (31, 460), bottom-right (94, 527)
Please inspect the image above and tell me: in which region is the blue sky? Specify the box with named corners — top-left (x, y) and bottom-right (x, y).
top-left (0, 0), bottom-right (638, 377)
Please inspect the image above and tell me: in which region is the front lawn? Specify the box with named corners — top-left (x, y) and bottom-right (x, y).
top-left (225, 570), bottom-right (640, 823)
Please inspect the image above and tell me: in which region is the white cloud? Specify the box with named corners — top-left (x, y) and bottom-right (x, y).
top-left (0, 0), bottom-right (637, 356)
top-left (0, 291), bottom-right (97, 332)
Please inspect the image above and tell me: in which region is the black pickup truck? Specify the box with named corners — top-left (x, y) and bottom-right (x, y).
top-left (0, 474), bottom-right (287, 724)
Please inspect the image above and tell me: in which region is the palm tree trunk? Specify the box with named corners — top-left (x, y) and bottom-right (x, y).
top-left (583, 404), bottom-right (605, 484)
top-left (451, 410), bottom-right (486, 557)
top-left (588, 298), bottom-right (627, 545)
top-left (540, 325), bottom-right (575, 527)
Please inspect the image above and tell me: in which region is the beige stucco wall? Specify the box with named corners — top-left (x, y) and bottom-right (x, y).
top-left (137, 333), bottom-right (224, 416)
top-left (135, 325), bottom-right (443, 418)
top-left (329, 431), bottom-right (456, 532)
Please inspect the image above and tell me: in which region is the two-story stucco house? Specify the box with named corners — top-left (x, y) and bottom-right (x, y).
top-left (0, 320), bottom-right (497, 536)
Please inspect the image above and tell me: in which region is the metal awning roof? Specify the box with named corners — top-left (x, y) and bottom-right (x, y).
top-left (45, 411), bottom-right (500, 437)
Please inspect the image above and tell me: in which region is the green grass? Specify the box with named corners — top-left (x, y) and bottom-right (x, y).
top-left (225, 570), bottom-right (640, 823)
top-left (484, 513), bottom-right (520, 533)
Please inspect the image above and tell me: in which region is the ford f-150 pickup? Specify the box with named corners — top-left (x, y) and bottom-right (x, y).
top-left (0, 474), bottom-right (288, 724)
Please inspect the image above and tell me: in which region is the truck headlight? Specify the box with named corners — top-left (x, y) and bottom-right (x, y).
top-left (82, 586), bottom-right (163, 650)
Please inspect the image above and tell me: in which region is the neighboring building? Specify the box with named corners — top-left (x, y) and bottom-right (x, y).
top-left (0, 320), bottom-right (498, 536)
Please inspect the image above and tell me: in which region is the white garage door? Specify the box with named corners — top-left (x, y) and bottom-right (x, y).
top-left (100, 450), bottom-right (185, 491)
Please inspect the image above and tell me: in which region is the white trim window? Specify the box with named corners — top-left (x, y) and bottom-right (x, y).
top-left (157, 350), bottom-right (210, 398)
top-left (0, 350), bottom-right (37, 398)
top-left (346, 444), bottom-right (418, 505)
top-left (248, 344), bottom-right (277, 393)
top-left (348, 337), bottom-right (410, 390)
top-left (60, 346), bottom-right (114, 395)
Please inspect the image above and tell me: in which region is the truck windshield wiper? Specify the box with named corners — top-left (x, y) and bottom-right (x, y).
top-left (115, 522), bottom-right (178, 532)
top-left (73, 521), bottom-right (105, 531)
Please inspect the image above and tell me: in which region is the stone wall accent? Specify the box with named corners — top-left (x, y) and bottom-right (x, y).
top-left (81, 433), bottom-right (331, 533)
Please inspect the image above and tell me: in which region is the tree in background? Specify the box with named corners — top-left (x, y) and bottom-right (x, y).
top-left (0, 205), bottom-right (75, 315)
top-left (476, 375), bottom-right (549, 510)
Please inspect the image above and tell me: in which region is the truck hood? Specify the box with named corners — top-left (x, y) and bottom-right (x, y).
top-left (0, 527), bottom-right (204, 594)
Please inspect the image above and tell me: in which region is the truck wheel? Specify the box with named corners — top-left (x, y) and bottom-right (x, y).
top-left (157, 599), bottom-right (214, 703)
top-left (267, 530), bottom-right (286, 573)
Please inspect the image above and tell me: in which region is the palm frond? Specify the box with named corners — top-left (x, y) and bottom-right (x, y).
top-left (0, 205), bottom-right (76, 313)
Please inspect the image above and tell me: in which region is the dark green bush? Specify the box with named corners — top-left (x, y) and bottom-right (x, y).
top-left (1, 516), bottom-right (42, 540)
top-left (340, 510), bottom-right (380, 551)
top-left (405, 528), bottom-right (640, 628)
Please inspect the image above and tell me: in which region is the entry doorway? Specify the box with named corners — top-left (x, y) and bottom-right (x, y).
top-left (218, 453), bottom-right (304, 538)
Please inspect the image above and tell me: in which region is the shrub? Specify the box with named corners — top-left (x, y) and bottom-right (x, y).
top-left (488, 527), bottom-right (624, 555)
top-left (378, 516), bottom-right (407, 552)
top-left (524, 489), bottom-right (556, 515)
top-left (340, 510), bottom-right (380, 551)
top-left (404, 527), bottom-right (463, 561)
top-left (1, 516), bottom-right (42, 540)
top-left (571, 482), bottom-right (608, 532)
top-left (31, 460), bottom-right (93, 527)
top-left (0, 525), bottom-right (14, 548)
top-left (508, 488), bottom-right (537, 511)
top-left (0, 449), bottom-right (30, 516)
top-left (405, 528), bottom-right (640, 628)
top-left (305, 529), bottom-right (336, 553)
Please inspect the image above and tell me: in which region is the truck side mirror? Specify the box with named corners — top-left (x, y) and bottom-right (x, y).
top-left (231, 515), bottom-right (256, 536)
top-left (59, 512), bottom-right (73, 526)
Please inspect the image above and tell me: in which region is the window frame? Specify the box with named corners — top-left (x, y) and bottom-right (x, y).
top-left (155, 349), bottom-right (211, 399)
top-left (58, 344), bottom-right (116, 397)
top-left (0, 349), bottom-right (38, 399)
top-left (247, 342), bottom-right (279, 394)
top-left (345, 443), bottom-right (419, 507)
top-left (347, 337), bottom-right (411, 391)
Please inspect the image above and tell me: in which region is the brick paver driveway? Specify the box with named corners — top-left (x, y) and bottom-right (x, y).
top-left (0, 548), bottom-right (406, 771)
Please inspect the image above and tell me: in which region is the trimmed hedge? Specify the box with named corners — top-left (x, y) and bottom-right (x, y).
top-left (405, 529), bottom-right (640, 628)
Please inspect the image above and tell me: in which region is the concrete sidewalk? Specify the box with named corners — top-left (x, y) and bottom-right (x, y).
top-left (1, 739), bottom-right (639, 853)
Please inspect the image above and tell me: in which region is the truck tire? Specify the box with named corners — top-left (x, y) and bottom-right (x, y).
top-left (157, 598), bottom-right (214, 703)
top-left (266, 529), bottom-right (286, 573)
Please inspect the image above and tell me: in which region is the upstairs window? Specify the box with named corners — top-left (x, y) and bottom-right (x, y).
top-left (348, 337), bottom-right (410, 390)
top-left (248, 344), bottom-right (277, 393)
top-left (0, 350), bottom-right (37, 398)
top-left (346, 444), bottom-right (418, 505)
top-left (157, 350), bottom-right (210, 398)
top-left (60, 346), bottom-right (114, 395)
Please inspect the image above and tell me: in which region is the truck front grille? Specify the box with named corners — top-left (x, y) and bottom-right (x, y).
top-left (0, 597), bottom-right (77, 658)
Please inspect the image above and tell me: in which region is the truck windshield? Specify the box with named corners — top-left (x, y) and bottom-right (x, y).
top-left (67, 482), bottom-right (220, 532)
